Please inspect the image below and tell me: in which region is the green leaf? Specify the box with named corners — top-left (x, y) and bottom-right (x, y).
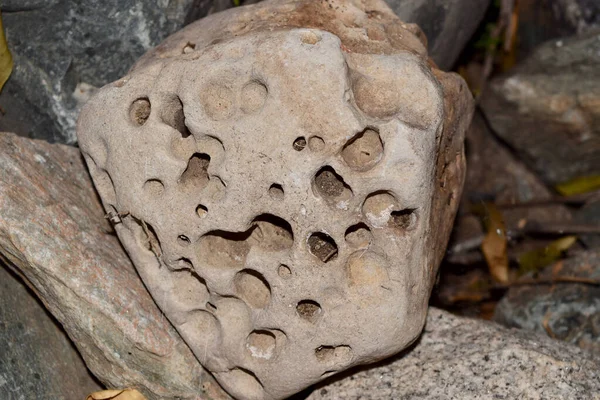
top-left (518, 236), bottom-right (577, 275)
top-left (555, 175), bottom-right (600, 196)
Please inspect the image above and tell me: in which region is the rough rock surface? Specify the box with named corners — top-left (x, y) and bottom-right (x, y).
top-left (77, 1), bottom-right (472, 398)
top-left (386, 0), bottom-right (491, 70)
top-left (0, 0), bottom-right (213, 144)
top-left (0, 264), bottom-right (102, 400)
top-left (495, 251), bottom-right (600, 356)
top-left (0, 132), bottom-right (229, 400)
top-left (480, 31), bottom-right (600, 186)
top-left (308, 307), bottom-right (600, 400)
top-left (2, 132), bottom-right (600, 399)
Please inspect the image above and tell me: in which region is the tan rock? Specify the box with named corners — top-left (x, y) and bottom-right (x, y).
top-left (77, 1), bottom-right (473, 398)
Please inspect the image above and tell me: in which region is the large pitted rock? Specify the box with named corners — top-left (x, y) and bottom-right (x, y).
top-left (77, 1), bottom-right (473, 398)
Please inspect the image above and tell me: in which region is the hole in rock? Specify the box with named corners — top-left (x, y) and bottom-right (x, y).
top-left (241, 80), bottom-right (268, 114)
top-left (315, 345), bottom-right (352, 364)
top-left (180, 153), bottom-right (210, 190)
top-left (293, 137), bottom-right (307, 151)
top-left (161, 96), bottom-right (191, 138)
top-left (314, 166), bottom-right (353, 207)
top-left (178, 235), bottom-right (191, 246)
top-left (143, 179), bottom-right (165, 197)
top-left (268, 184), bottom-right (284, 200)
top-left (346, 250), bottom-right (389, 287)
top-left (297, 300), bottom-right (322, 323)
top-left (196, 229), bottom-right (254, 269)
top-left (308, 232), bottom-right (338, 263)
top-left (278, 264), bottom-right (292, 279)
top-left (252, 214), bottom-right (294, 252)
top-left (342, 128), bottom-right (383, 171)
top-left (202, 83), bottom-right (235, 121)
top-left (196, 204), bottom-right (208, 218)
top-left (389, 209), bottom-right (418, 231)
top-left (234, 270), bottom-right (271, 309)
top-left (301, 31), bottom-right (322, 45)
top-left (130, 97), bottom-right (151, 126)
top-left (344, 223), bottom-right (372, 248)
top-left (246, 330), bottom-right (276, 360)
top-left (308, 136), bottom-right (325, 152)
top-left (362, 191), bottom-right (398, 228)
top-left (182, 42), bottom-right (196, 54)
top-left (136, 220), bottom-right (162, 257)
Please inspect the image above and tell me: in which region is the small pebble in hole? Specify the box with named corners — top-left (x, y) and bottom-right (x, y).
top-left (297, 300), bottom-right (322, 323)
top-left (293, 137), bottom-right (307, 151)
top-left (183, 42), bottom-right (196, 54)
top-left (130, 97), bottom-right (151, 126)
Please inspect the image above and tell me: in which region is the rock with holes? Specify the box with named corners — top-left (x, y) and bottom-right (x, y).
top-left (77, 0), bottom-right (473, 398)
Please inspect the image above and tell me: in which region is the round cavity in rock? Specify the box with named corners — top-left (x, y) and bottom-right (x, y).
top-left (177, 235), bottom-right (191, 247)
top-left (252, 214), bottom-right (294, 252)
top-left (301, 31), bottom-right (322, 45)
top-left (161, 96), bottom-right (191, 138)
top-left (214, 368), bottom-right (264, 400)
top-left (246, 330), bottom-right (276, 360)
top-left (389, 208), bottom-right (418, 231)
top-left (278, 264), bottom-right (292, 279)
top-left (268, 184), bottom-right (284, 200)
top-left (315, 345), bottom-right (353, 365)
top-left (308, 136), bottom-right (325, 152)
top-left (196, 204), bottom-right (208, 218)
top-left (296, 300), bottom-right (322, 323)
top-left (196, 230), bottom-right (252, 269)
top-left (307, 232), bottom-right (338, 263)
top-left (342, 128), bottom-right (384, 171)
top-left (241, 81), bottom-right (268, 114)
top-left (178, 310), bottom-right (220, 364)
top-left (293, 137), bottom-right (307, 151)
top-left (179, 153), bottom-right (210, 190)
top-left (130, 97), bottom-right (151, 126)
top-left (182, 42), bottom-right (196, 54)
top-left (234, 270), bottom-right (271, 309)
top-left (346, 250), bottom-right (389, 286)
top-left (362, 192), bottom-right (398, 228)
top-left (143, 179), bottom-right (165, 197)
top-left (313, 167), bottom-right (353, 210)
top-left (201, 83), bottom-right (235, 120)
top-left (344, 223), bottom-right (372, 248)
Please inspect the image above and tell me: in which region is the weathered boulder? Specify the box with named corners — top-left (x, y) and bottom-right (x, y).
top-left (309, 306), bottom-right (600, 400)
top-left (494, 251), bottom-right (600, 356)
top-left (0, 0), bottom-right (213, 144)
top-left (480, 31), bottom-right (600, 186)
top-left (0, 132), bottom-right (229, 400)
top-left (0, 264), bottom-right (102, 400)
top-left (2, 131), bottom-right (600, 399)
top-left (77, 1), bottom-right (472, 398)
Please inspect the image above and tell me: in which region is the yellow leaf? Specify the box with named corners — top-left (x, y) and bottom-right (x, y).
top-left (518, 236), bottom-right (577, 275)
top-left (480, 204), bottom-right (510, 283)
top-left (0, 11), bottom-right (13, 93)
top-left (555, 175), bottom-right (600, 196)
top-left (87, 389), bottom-right (147, 400)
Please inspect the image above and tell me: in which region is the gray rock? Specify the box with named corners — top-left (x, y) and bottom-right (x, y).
top-left (0, 264), bottom-right (102, 400)
top-left (0, 0), bottom-right (214, 144)
top-left (480, 31), bottom-right (600, 186)
top-left (309, 307), bottom-right (600, 399)
top-left (0, 132), bottom-right (230, 400)
top-left (494, 251), bottom-right (600, 356)
top-left (386, 0), bottom-right (491, 70)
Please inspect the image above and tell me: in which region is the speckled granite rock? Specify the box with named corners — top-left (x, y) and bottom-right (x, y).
top-left (0, 132), bottom-right (230, 400)
top-left (77, 1), bottom-right (472, 398)
top-left (308, 307), bottom-right (600, 400)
